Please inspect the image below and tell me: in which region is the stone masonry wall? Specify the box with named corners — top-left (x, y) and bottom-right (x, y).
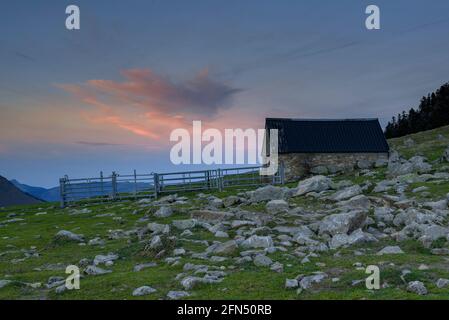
top-left (280, 152), bottom-right (389, 181)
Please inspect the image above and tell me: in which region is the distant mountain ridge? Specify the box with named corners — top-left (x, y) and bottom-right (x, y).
top-left (10, 179), bottom-right (59, 202)
top-left (0, 175), bottom-right (43, 207)
top-left (10, 179), bottom-right (153, 202)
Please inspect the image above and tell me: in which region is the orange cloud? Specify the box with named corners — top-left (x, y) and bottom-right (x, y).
top-left (58, 68), bottom-right (242, 142)
top-left (87, 114), bottom-right (160, 140)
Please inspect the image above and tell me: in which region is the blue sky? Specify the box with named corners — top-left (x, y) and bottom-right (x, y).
top-left (1, 0), bottom-right (449, 187)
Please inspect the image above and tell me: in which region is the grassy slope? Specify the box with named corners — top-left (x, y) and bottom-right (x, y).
top-left (389, 125), bottom-right (449, 162)
top-left (1, 126), bottom-right (449, 300)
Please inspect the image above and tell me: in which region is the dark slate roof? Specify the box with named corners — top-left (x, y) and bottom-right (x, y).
top-left (265, 118), bottom-right (389, 154)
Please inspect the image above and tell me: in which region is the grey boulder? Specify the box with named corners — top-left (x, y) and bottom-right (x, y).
top-left (167, 290), bottom-right (190, 300)
top-left (154, 206), bottom-right (173, 218)
top-left (407, 281), bottom-right (427, 295)
top-left (296, 176), bottom-right (331, 196)
top-left (240, 235), bottom-right (273, 249)
top-left (265, 199), bottom-right (289, 214)
top-left (377, 246), bottom-right (404, 255)
top-left (132, 286), bottom-right (157, 296)
top-left (319, 210), bottom-right (367, 236)
top-left (253, 254), bottom-right (273, 267)
top-left (55, 230), bottom-right (85, 243)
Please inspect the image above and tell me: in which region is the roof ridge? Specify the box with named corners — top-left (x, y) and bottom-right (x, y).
top-left (264, 117), bottom-right (389, 153)
top-left (266, 118), bottom-right (379, 121)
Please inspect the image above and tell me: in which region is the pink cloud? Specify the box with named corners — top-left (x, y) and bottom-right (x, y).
top-left (58, 68), bottom-right (242, 141)
top-left (85, 69), bottom-right (241, 116)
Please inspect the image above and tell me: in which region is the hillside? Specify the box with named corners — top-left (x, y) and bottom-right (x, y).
top-left (10, 180), bottom-right (55, 202)
top-left (0, 126), bottom-right (449, 300)
top-left (10, 180), bottom-right (153, 203)
top-left (0, 175), bottom-right (43, 207)
top-left (385, 81), bottom-right (449, 138)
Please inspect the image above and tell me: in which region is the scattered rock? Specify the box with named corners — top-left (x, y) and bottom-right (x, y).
top-left (173, 248), bottom-right (186, 256)
top-left (436, 278), bottom-right (449, 288)
top-left (330, 185), bottom-right (362, 201)
top-left (374, 207), bottom-right (395, 223)
top-left (299, 273), bottom-right (328, 290)
top-left (330, 229), bottom-right (377, 249)
top-left (223, 196), bottom-right (241, 207)
top-left (412, 186), bottom-right (429, 193)
top-left (173, 219), bottom-right (196, 230)
top-left (404, 138), bottom-right (415, 147)
top-left (147, 223), bottom-right (170, 234)
top-left (407, 281), bottom-right (427, 295)
top-left (296, 176), bottom-right (331, 196)
top-left (54, 230), bottom-right (84, 243)
top-left (285, 279), bottom-right (298, 289)
top-left (149, 235), bottom-right (163, 249)
top-left (249, 185), bottom-right (285, 203)
top-left (418, 264), bottom-right (429, 271)
top-left (423, 200), bottom-right (448, 210)
top-left (388, 156), bottom-right (432, 176)
top-left (46, 276), bottom-right (65, 289)
top-left (319, 210), bottom-right (367, 236)
top-left (94, 253), bottom-right (118, 266)
top-left (373, 180), bottom-right (395, 193)
top-left (339, 195), bottom-right (371, 209)
top-left (154, 206), bottom-right (173, 218)
top-left (441, 146), bottom-right (449, 162)
top-left (181, 230), bottom-right (193, 237)
top-left (88, 237), bottom-right (105, 246)
top-left (0, 280), bottom-right (12, 289)
top-left (214, 231), bottom-right (229, 238)
top-left (270, 262), bottom-right (284, 273)
top-left (181, 276), bottom-right (204, 290)
top-left (55, 285), bottom-right (67, 294)
top-left (265, 199), bottom-right (289, 214)
top-left (207, 240), bottom-right (238, 255)
top-left (167, 290), bottom-right (190, 300)
top-left (240, 235), bottom-right (273, 249)
top-left (253, 254), bottom-right (273, 267)
top-left (231, 220), bottom-right (256, 228)
top-left (132, 286), bottom-right (157, 296)
top-left (134, 263), bottom-right (157, 272)
top-left (191, 210), bottom-right (233, 223)
top-left (84, 265), bottom-right (112, 276)
top-left (209, 197), bottom-right (224, 208)
top-left (377, 246), bottom-right (404, 255)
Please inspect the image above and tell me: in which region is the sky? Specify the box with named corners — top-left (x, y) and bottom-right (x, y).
top-left (1, 0), bottom-right (449, 187)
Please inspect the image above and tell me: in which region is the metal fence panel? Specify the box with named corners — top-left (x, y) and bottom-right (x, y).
top-left (60, 164), bottom-right (284, 207)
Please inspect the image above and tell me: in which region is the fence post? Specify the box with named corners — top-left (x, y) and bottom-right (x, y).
top-left (100, 171), bottom-right (104, 195)
top-left (206, 170), bottom-right (210, 189)
top-left (280, 161), bottom-right (285, 184)
top-left (217, 169), bottom-right (223, 192)
top-left (153, 173), bottom-right (159, 198)
top-left (133, 169), bottom-right (137, 199)
top-left (59, 177), bottom-right (66, 208)
top-left (111, 171), bottom-right (117, 200)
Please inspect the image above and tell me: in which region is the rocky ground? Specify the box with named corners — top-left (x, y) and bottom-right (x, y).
top-left (1, 126), bottom-right (449, 300)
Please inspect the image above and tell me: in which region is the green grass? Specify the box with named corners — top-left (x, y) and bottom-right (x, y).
top-left (2, 199), bottom-right (449, 300)
top-left (388, 125), bottom-right (449, 161)
top-left (1, 127), bottom-right (449, 300)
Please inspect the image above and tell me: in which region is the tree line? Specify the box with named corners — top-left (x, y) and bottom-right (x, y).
top-left (384, 82), bottom-right (449, 138)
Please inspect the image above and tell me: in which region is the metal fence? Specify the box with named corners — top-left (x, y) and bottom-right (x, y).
top-left (59, 164), bottom-right (284, 208)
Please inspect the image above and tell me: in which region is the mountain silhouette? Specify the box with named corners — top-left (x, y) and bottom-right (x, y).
top-left (0, 175), bottom-right (43, 207)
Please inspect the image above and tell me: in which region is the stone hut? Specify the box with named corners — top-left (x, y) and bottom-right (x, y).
top-left (265, 118), bottom-right (389, 181)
